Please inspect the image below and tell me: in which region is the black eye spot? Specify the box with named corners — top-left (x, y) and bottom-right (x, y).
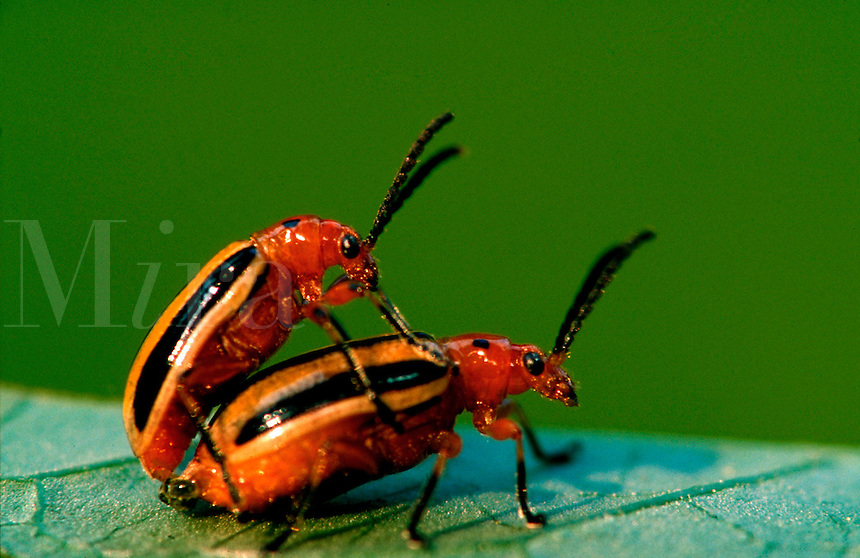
top-left (340, 234), bottom-right (361, 259)
top-left (282, 218), bottom-right (300, 228)
top-left (472, 339), bottom-right (490, 349)
top-left (523, 352), bottom-right (545, 376)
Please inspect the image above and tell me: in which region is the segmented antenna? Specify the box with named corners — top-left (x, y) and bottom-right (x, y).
top-left (551, 230), bottom-right (655, 359)
top-left (365, 112), bottom-right (455, 248)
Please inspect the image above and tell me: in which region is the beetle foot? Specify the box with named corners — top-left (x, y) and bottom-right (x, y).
top-left (542, 441), bottom-right (583, 465)
top-left (402, 528), bottom-right (427, 549)
top-left (264, 527), bottom-right (296, 552)
top-left (521, 510), bottom-right (546, 528)
top-left (416, 340), bottom-right (454, 369)
top-left (159, 477), bottom-right (199, 511)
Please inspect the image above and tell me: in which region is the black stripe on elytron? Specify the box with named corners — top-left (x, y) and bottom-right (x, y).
top-left (230, 331), bottom-right (437, 393)
top-left (133, 245), bottom-right (262, 431)
top-left (235, 359), bottom-right (447, 445)
top-left (205, 335), bottom-right (439, 427)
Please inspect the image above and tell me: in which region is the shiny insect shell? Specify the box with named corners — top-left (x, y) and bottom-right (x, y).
top-left (168, 332), bottom-right (573, 539)
top-left (163, 230), bottom-right (654, 545)
top-left (123, 113), bottom-right (460, 482)
top-left (173, 334), bottom-right (460, 512)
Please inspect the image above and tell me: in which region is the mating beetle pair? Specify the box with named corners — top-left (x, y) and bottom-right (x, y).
top-left (124, 113), bottom-right (655, 547)
top-left (161, 230), bottom-right (653, 547)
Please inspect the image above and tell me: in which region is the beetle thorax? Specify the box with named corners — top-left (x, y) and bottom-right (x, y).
top-left (251, 216), bottom-right (326, 300)
top-left (444, 335), bottom-right (521, 413)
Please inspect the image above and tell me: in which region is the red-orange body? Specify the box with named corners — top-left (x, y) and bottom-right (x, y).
top-left (123, 217), bottom-right (376, 481)
top-left (170, 333), bottom-right (576, 514)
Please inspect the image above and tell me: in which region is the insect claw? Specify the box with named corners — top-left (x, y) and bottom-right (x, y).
top-left (526, 514), bottom-right (547, 528)
top-left (402, 528), bottom-right (427, 549)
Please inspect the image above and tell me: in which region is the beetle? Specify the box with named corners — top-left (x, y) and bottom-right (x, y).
top-left (160, 230), bottom-right (655, 547)
top-left (123, 113), bottom-right (460, 484)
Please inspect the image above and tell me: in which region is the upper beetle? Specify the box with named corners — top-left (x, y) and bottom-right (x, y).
top-left (161, 230), bottom-right (655, 548)
top-left (124, 113), bottom-right (461, 482)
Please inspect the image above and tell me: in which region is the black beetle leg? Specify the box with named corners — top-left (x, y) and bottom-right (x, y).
top-left (403, 432), bottom-right (462, 548)
top-left (264, 443), bottom-right (331, 551)
top-left (501, 399), bottom-right (582, 464)
top-left (510, 425), bottom-right (546, 527)
top-left (306, 303), bottom-right (404, 433)
top-left (367, 286), bottom-right (455, 369)
top-left (175, 378), bottom-right (243, 506)
top-left (403, 454), bottom-right (446, 548)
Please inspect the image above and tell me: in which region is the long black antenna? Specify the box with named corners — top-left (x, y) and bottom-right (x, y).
top-left (365, 112), bottom-right (455, 248)
top-left (551, 230), bottom-right (655, 358)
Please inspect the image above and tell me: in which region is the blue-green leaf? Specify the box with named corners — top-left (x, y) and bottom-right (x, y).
top-left (1, 386), bottom-right (858, 557)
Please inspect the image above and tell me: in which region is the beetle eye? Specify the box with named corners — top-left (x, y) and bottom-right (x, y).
top-left (340, 234), bottom-right (361, 259)
top-left (523, 352), bottom-right (545, 376)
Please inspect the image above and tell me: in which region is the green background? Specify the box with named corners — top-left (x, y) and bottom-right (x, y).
top-left (2, 3), bottom-right (857, 445)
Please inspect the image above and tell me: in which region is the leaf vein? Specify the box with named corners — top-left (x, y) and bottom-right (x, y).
top-left (1, 457), bottom-right (139, 481)
top-left (564, 458), bottom-right (830, 526)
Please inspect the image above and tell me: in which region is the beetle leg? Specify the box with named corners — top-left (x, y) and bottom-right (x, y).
top-left (175, 374), bottom-right (243, 506)
top-left (497, 399), bottom-right (581, 464)
top-left (366, 286), bottom-right (413, 339)
top-left (480, 417), bottom-right (546, 527)
top-left (367, 286), bottom-right (454, 368)
top-left (264, 445), bottom-right (328, 551)
top-left (403, 431), bottom-right (462, 548)
top-left (321, 275), bottom-right (453, 369)
top-left (266, 440), bottom-right (382, 551)
top-left (304, 303), bottom-right (404, 433)
top-left (318, 274), bottom-right (367, 306)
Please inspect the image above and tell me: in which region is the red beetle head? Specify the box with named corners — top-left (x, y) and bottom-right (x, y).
top-left (324, 222), bottom-right (379, 289)
top-left (509, 343), bottom-right (579, 407)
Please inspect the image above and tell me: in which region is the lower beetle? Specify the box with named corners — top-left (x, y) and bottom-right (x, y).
top-left (161, 230), bottom-right (654, 547)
